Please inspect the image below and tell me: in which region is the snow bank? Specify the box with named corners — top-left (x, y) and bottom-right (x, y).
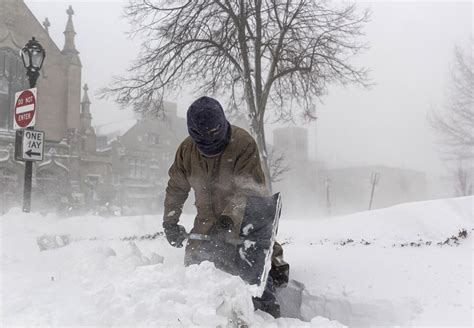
top-left (279, 196), bottom-right (473, 245)
top-left (1, 197), bottom-right (472, 327)
top-left (0, 208), bottom-right (342, 327)
top-left (279, 196), bottom-right (473, 327)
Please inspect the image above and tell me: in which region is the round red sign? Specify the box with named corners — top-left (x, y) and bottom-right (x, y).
top-left (15, 89), bottom-right (36, 128)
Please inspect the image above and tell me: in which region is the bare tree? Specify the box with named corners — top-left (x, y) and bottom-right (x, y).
top-left (454, 160), bottom-right (473, 197)
top-left (103, 0), bottom-right (370, 190)
top-left (430, 41), bottom-right (473, 195)
top-left (430, 42), bottom-right (474, 161)
top-left (267, 148), bottom-right (289, 183)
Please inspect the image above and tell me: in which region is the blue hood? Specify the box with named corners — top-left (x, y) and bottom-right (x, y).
top-left (186, 96), bottom-right (231, 156)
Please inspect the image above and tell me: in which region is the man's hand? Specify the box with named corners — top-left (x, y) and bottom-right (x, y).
top-left (163, 222), bottom-right (187, 248)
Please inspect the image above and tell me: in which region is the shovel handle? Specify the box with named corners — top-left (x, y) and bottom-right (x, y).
top-left (186, 233), bottom-right (212, 241)
top-left (187, 232), bottom-right (240, 244)
top-left (186, 233), bottom-right (271, 248)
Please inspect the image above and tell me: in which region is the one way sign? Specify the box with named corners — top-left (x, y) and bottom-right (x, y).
top-left (15, 130), bottom-right (45, 162)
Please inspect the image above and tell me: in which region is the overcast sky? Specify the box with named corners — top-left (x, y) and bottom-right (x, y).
top-left (25, 0), bottom-right (472, 179)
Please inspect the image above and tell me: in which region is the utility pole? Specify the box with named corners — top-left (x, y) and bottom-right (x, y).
top-left (368, 172), bottom-right (380, 210)
top-left (325, 177), bottom-right (332, 216)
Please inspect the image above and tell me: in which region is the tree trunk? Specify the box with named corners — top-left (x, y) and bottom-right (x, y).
top-left (258, 132), bottom-right (273, 194)
top-left (250, 116), bottom-right (272, 193)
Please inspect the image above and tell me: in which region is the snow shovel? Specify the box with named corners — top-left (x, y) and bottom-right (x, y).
top-left (186, 193), bottom-right (282, 296)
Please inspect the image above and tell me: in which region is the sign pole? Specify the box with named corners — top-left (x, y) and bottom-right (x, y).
top-left (23, 145), bottom-right (33, 213)
top-left (13, 88), bottom-right (44, 213)
top-left (22, 79), bottom-right (38, 213)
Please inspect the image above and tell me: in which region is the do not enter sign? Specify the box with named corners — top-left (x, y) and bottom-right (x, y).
top-left (14, 88), bottom-right (37, 130)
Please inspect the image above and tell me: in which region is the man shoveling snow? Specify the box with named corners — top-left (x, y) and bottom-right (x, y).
top-left (162, 96), bottom-right (289, 318)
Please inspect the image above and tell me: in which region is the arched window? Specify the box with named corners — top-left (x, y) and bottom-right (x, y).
top-left (0, 47), bottom-right (28, 130)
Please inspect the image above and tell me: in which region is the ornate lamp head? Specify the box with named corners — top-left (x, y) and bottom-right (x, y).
top-left (20, 37), bottom-right (46, 87)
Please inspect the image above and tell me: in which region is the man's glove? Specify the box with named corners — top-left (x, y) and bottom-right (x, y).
top-left (163, 222), bottom-right (187, 248)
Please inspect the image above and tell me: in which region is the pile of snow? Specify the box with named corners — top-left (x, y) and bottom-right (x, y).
top-left (0, 209), bottom-right (340, 327)
top-left (279, 196), bottom-right (473, 327)
top-left (1, 196), bottom-right (472, 327)
top-left (279, 196), bottom-right (473, 246)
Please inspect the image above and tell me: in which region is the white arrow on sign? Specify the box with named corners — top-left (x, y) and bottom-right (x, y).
top-left (22, 130), bottom-right (44, 161)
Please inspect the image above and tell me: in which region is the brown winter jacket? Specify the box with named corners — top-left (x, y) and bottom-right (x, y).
top-left (163, 125), bottom-right (268, 237)
top-left (163, 125), bottom-right (285, 267)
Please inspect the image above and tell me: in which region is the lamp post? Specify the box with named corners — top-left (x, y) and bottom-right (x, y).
top-left (20, 37), bottom-right (45, 88)
top-left (19, 37), bottom-right (45, 213)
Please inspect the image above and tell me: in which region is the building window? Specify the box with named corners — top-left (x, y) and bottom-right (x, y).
top-left (0, 77), bottom-right (8, 95)
top-left (128, 158), bottom-right (146, 178)
top-left (150, 160), bottom-right (160, 178)
top-left (147, 133), bottom-right (159, 145)
top-left (0, 47), bottom-right (28, 130)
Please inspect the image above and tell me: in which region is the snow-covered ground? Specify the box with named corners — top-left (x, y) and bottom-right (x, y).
top-left (1, 196), bottom-right (472, 327)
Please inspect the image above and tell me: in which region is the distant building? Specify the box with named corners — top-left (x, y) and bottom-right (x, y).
top-left (271, 126), bottom-right (428, 217)
top-left (0, 1), bottom-right (109, 213)
top-left (272, 127), bottom-right (319, 215)
top-left (102, 102), bottom-right (187, 214)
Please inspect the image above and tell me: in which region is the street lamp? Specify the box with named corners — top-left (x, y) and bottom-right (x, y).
top-left (20, 37), bottom-right (46, 88)
top-left (19, 37), bottom-right (45, 213)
